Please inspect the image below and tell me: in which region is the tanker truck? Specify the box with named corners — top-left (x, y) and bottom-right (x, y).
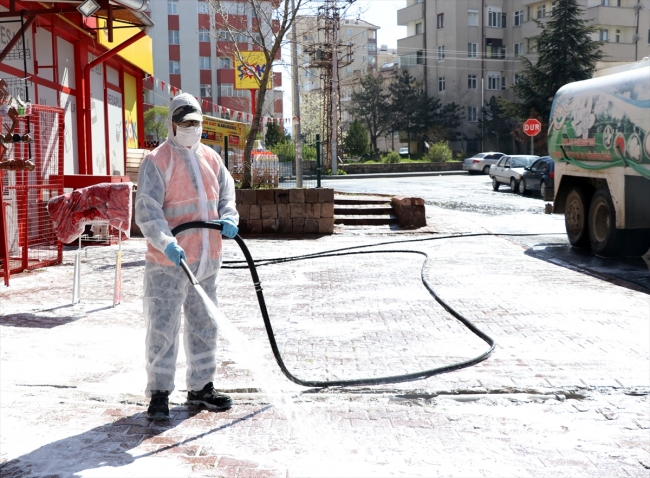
top-left (548, 59), bottom-right (650, 257)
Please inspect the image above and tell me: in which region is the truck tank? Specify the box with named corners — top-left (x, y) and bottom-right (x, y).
top-left (548, 60), bottom-right (650, 257)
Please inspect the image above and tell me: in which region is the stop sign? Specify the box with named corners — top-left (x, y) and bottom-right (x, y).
top-left (523, 118), bottom-right (542, 136)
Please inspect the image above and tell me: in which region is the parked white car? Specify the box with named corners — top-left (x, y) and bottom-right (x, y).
top-left (462, 152), bottom-right (505, 174)
top-left (489, 155), bottom-right (539, 191)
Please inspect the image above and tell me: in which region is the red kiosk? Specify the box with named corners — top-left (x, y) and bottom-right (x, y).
top-left (0, 0), bottom-right (153, 286)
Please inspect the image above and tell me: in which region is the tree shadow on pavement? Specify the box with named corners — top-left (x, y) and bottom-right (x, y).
top-left (0, 405), bottom-right (272, 477)
top-left (0, 312), bottom-right (82, 329)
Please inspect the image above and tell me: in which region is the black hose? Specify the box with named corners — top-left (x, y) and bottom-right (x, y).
top-left (171, 222), bottom-right (550, 388)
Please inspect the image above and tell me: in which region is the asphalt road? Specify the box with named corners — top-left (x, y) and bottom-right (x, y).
top-left (323, 173), bottom-right (650, 293)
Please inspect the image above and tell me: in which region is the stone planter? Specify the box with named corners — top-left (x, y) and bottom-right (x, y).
top-left (235, 188), bottom-right (334, 234)
top-left (343, 161), bottom-right (462, 175)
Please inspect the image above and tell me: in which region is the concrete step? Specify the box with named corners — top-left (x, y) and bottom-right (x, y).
top-left (334, 215), bottom-right (398, 226)
top-left (334, 197), bottom-right (390, 206)
top-left (334, 206), bottom-right (394, 215)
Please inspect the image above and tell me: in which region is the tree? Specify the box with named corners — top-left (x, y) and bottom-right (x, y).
top-left (477, 96), bottom-right (515, 153)
top-left (388, 70), bottom-right (433, 155)
top-left (344, 119), bottom-right (369, 157)
top-left (347, 73), bottom-right (391, 154)
top-left (501, 0), bottom-right (604, 125)
top-left (264, 121), bottom-right (284, 148)
top-left (143, 106), bottom-right (168, 142)
top-left (209, 0), bottom-right (309, 188)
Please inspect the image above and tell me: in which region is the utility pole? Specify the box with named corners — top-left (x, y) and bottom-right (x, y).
top-left (330, 9), bottom-right (339, 175)
top-left (291, 0), bottom-right (303, 187)
top-left (304, 0), bottom-right (353, 174)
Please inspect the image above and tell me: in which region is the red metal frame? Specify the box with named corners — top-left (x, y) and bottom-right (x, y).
top-left (0, 105), bottom-right (65, 286)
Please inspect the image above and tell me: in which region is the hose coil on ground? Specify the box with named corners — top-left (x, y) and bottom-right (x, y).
top-left (171, 222), bottom-right (503, 388)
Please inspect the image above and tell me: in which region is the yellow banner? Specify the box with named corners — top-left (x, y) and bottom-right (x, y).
top-left (201, 115), bottom-right (246, 148)
top-left (97, 19), bottom-right (153, 74)
top-left (234, 52), bottom-right (271, 90)
top-left (124, 73), bottom-right (139, 148)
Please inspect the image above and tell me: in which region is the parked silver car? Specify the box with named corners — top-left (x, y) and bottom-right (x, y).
top-left (462, 152), bottom-right (505, 174)
top-left (489, 155), bottom-right (539, 191)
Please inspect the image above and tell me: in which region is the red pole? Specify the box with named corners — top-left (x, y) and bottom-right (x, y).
top-left (250, 88), bottom-right (256, 120)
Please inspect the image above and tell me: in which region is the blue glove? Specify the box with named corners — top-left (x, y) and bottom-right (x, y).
top-left (210, 217), bottom-right (238, 238)
top-left (164, 242), bottom-right (186, 266)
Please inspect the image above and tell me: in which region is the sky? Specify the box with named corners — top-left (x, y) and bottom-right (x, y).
top-left (281, 0), bottom-right (406, 120)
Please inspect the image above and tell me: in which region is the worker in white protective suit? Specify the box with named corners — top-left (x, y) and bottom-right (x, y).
top-left (135, 94), bottom-right (239, 420)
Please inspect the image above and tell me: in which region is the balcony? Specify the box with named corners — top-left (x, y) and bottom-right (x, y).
top-left (585, 6), bottom-right (637, 27)
top-left (397, 2), bottom-right (423, 26)
top-left (397, 33), bottom-right (424, 57)
top-left (601, 41), bottom-right (638, 62)
top-left (521, 17), bottom-right (550, 38)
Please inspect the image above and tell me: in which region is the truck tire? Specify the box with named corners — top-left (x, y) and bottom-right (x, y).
top-left (586, 188), bottom-right (650, 257)
top-left (565, 187), bottom-right (590, 248)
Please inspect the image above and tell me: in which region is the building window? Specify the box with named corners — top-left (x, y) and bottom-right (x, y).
top-left (514, 10), bottom-right (524, 26)
top-left (168, 30), bottom-right (179, 44)
top-left (361, 30), bottom-right (366, 37)
top-left (416, 22), bottom-right (423, 35)
top-left (488, 8), bottom-right (503, 28)
top-left (468, 107), bottom-right (478, 123)
top-left (199, 28), bottom-right (210, 42)
top-left (362, 67), bottom-right (366, 75)
top-left (169, 60), bottom-right (180, 74)
top-left (347, 66), bottom-right (353, 73)
top-left (167, 0), bottom-right (178, 14)
top-left (437, 45), bottom-right (445, 61)
top-left (468, 43), bottom-right (478, 58)
top-left (599, 29), bottom-right (609, 41)
top-left (368, 43), bottom-right (376, 52)
top-left (200, 84), bottom-right (212, 98)
top-left (199, 56), bottom-right (211, 69)
top-left (514, 42), bottom-right (524, 56)
top-left (198, 1), bottom-right (209, 13)
top-left (219, 57), bottom-right (231, 69)
top-left (515, 73), bottom-right (524, 84)
top-left (347, 28), bottom-right (352, 36)
top-left (537, 5), bottom-right (546, 18)
top-left (648, 29), bottom-right (650, 43)
top-left (437, 14), bottom-right (444, 29)
top-left (486, 39), bottom-right (505, 59)
top-left (362, 55), bottom-right (366, 62)
top-left (416, 50), bottom-right (424, 64)
top-left (601, 0), bottom-right (610, 5)
top-left (220, 83), bottom-right (233, 97)
top-left (361, 43), bottom-right (366, 50)
top-left (487, 73), bottom-right (500, 90)
top-left (438, 77), bottom-right (445, 92)
top-left (468, 10), bottom-right (478, 26)
top-left (528, 38), bottom-right (537, 53)
top-left (615, 29), bottom-right (620, 43)
top-left (501, 77), bottom-right (507, 90)
top-left (468, 75), bottom-right (477, 90)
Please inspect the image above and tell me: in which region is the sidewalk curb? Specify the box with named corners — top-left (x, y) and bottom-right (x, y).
top-left (321, 170), bottom-right (469, 179)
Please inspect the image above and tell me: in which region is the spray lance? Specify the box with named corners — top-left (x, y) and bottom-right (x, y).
top-left (171, 221), bottom-right (496, 388)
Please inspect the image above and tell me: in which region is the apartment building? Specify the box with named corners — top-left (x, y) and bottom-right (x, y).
top-left (397, 0), bottom-right (650, 152)
top-left (145, 0), bottom-right (282, 121)
top-left (295, 16), bottom-right (379, 128)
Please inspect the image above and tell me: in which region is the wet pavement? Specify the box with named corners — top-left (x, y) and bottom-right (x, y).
top-left (326, 174), bottom-right (650, 293)
top-left (1, 185), bottom-right (649, 477)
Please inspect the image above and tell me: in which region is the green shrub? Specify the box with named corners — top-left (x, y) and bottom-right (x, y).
top-left (426, 141), bottom-right (453, 162)
top-left (303, 144), bottom-right (317, 161)
top-left (270, 141), bottom-right (295, 162)
top-left (382, 150), bottom-right (401, 163)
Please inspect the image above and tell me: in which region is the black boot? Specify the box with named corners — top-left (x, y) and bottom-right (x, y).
top-left (187, 382), bottom-right (232, 411)
top-left (147, 390), bottom-right (170, 420)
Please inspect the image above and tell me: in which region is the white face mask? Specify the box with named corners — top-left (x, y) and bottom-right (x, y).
top-left (175, 125), bottom-right (202, 147)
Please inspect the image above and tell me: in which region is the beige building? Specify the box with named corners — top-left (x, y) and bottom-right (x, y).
top-left (397, 0), bottom-right (650, 152)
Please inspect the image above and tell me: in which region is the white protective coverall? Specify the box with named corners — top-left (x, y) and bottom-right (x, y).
top-left (135, 94), bottom-right (238, 397)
